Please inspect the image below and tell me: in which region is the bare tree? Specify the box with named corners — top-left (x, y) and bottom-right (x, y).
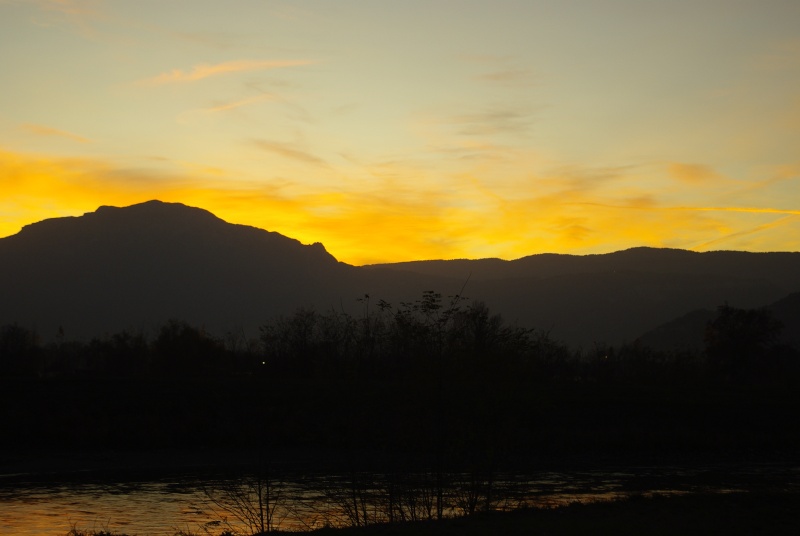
top-left (202, 470), bottom-right (285, 534)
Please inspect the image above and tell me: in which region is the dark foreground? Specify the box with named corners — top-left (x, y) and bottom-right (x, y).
top-left (309, 492), bottom-right (799, 536)
top-left (65, 491), bottom-right (799, 536)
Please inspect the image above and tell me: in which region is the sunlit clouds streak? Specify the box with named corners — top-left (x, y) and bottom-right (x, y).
top-left (4, 147), bottom-right (797, 264)
top-left (670, 206), bottom-right (800, 216)
top-left (691, 215), bottom-right (800, 251)
top-left (203, 94), bottom-right (276, 113)
top-left (573, 202), bottom-right (800, 217)
top-left (253, 140), bottom-right (330, 168)
top-left (139, 59), bottom-right (314, 86)
top-left (177, 94), bottom-right (278, 122)
top-left (20, 123), bottom-right (90, 143)
top-left (667, 163), bottom-right (723, 184)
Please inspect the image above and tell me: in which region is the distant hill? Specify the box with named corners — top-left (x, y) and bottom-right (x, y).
top-left (767, 292), bottom-right (800, 349)
top-left (370, 247), bottom-right (800, 288)
top-left (2, 200), bottom-right (799, 348)
top-left (638, 292), bottom-right (800, 353)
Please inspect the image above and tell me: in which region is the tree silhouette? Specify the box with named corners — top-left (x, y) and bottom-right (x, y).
top-left (0, 323), bottom-right (39, 377)
top-left (153, 319), bottom-right (224, 377)
top-left (704, 304), bottom-right (783, 382)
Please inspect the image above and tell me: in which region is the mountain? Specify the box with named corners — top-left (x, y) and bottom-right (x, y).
top-left (0, 201), bottom-right (355, 340)
top-left (2, 200), bottom-right (800, 348)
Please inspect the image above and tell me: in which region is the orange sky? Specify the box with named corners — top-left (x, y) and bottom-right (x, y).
top-left (2, 1), bottom-right (799, 264)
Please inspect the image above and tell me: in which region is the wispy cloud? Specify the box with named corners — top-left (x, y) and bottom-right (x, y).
top-left (734, 165), bottom-right (799, 195)
top-left (669, 205), bottom-right (800, 216)
top-left (253, 140), bottom-right (329, 168)
top-left (52, 0), bottom-right (93, 15)
top-left (572, 201), bottom-right (800, 217)
top-left (180, 94), bottom-right (277, 119)
top-left (666, 162), bottom-right (723, 184)
top-left (691, 215), bottom-right (800, 250)
top-left (476, 68), bottom-right (536, 87)
top-left (451, 109), bottom-right (535, 137)
top-left (429, 140), bottom-right (512, 161)
top-left (21, 123), bottom-right (90, 143)
top-left (172, 30), bottom-right (235, 50)
top-left (15, 0), bottom-right (104, 37)
top-left (139, 59), bottom-right (314, 86)
top-left (23, 0), bottom-right (99, 16)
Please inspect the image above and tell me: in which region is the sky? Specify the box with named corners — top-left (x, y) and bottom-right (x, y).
top-left (1, 0), bottom-right (799, 265)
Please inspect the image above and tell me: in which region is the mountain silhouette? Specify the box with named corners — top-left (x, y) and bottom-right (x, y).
top-left (2, 200), bottom-right (799, 348)
top-left (0, 201), bottom-right (353, 340)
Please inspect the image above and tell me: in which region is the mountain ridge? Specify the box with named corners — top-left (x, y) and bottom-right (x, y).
top-left (2, 200), bottom-right (799, 348)
top-left (368, 246), bottom-right (800, 287)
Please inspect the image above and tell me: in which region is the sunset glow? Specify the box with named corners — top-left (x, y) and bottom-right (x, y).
top-left (2, 0), bottom-right (799, 264)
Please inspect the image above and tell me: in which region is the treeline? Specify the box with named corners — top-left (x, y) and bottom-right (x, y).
top-left (1, 293), bottom-right (799, 458)
top-left (1, 292), bottom-right (798, 385)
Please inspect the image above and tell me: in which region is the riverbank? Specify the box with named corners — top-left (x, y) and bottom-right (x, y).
top-left (64, 491), bottom-right (799, 536)
top-left (312, 491), bottom-right (800, 536)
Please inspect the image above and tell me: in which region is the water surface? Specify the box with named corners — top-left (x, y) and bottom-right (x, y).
top-left (1, 460), bottom-right (797, 535)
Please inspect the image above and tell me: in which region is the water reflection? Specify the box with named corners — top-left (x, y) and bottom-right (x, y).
top-left (0, 480), bottom-right (211, 536)
top-left (1, 462), bottom-right (797, 535)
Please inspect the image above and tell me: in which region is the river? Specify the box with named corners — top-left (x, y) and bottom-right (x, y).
top-left (1, 454), bottom-right (797, 536)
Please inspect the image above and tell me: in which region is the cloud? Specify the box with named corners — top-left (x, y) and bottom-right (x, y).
top-left (734, 165), bottom-right (800, 196)
top-left (253, 140), bottom-right (329, 168)
top-left (45, 0), bottom-right (94, 15)
top-left (20, 123), bottom-right (90, 143)
top-left (282, 186), bottom-right (466, 265)
top-left (178, 94), bottom-right (277, 121)
top-left (476, 69), bottom-right (536, 87)
top-left (5, 0), bottom-right (105, 39)
top-left (666, 162), bottom-right (722, 184)
top-left (668, 205), bottom-right (800, 216)
top-left (172, 31), bottom-right (236, 50)
top-left (691, 215), bottom-right (800, 251)
top-left (15, 0), bottom-right (100, 16)
top-left (551, 217), bottom-right (593, 243)
top-left (429, 140), bottom-right (512, 162)
top-left (572, 200), bottom-right (800, 217)
top-left (452, 109), bottom-right (534, 136)
top-left (211, 95), bottom-right (275, 113)
top-left (139, 59), bottom-right (314, 86)
top-left (207, 95), bottom-right (276, 113)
